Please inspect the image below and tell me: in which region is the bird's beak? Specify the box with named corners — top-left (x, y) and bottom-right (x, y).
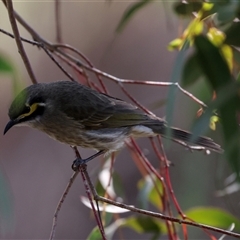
top-left (4, 119), bottom-right (18, 135)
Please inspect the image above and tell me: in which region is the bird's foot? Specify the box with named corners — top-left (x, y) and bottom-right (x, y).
top-left (72, 158), bottom-right (86, 171)
top-left (71, 150), bottom-right (105, 171)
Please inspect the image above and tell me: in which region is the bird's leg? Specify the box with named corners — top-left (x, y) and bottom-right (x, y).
top-left (72, 150), bottom-right (105, 171)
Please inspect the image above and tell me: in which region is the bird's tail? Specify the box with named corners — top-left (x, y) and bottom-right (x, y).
top-left (153, 126), bottom-right (223, 153)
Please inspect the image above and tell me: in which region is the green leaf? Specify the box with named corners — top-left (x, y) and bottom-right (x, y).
top-left (0, 53), bottom-right (14, 73)
top-left (112, 171), bottom-right (125, 199)
top-left (116, 0), bottom-right (153, 32)
top-left (87, 226), bottom-right (102, 240)
top-left (95, 180), bottom-right (106, 197)
top-left (185, 207), bottom-right (240, 232)
top-left (174, 2), bottom-right (202, 17)
top-left (166, 41), bottom-right (189, 132)
top-left (182, 53), bottom-right (202, 87)
top-left (168, 38), bottom-right (183, 51)
top-left (138, 174), bottom-right (163, 211)
top-left (225, 22), bottom-right (240, 47)
top-left (194, 35), bottom-right (240, 179)
top-left (194, 35), bottom-right (231, 89)
top-left (214, 1), bottom-right (240, 25)
top-left (124, 216), bottom-right (165, 238)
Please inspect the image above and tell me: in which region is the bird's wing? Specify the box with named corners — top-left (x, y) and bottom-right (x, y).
top-left (60, 87), bottom-right (160, 129)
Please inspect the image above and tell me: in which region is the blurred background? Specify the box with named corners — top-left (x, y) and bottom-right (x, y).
top-left (0, 1), bottom-right (234, 239)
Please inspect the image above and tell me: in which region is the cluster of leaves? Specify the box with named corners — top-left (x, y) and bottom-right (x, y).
top-left (170, 1), bottom-right (240, 181)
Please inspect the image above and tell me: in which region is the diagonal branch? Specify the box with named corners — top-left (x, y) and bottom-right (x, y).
top-left (4, 0), bottom-right (37, 84)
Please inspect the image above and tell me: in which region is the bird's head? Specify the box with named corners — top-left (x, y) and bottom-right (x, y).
top-left (4, 84), bottom-right (46, 135)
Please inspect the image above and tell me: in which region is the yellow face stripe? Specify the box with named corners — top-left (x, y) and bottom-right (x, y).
top-left (18, 103), bottom-right (40, 120)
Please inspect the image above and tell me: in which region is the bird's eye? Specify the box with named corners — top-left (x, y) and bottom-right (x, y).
top-left (22, 105), bottom-right (31, 114)
top-left (26, 105), bottom-right (31, 112)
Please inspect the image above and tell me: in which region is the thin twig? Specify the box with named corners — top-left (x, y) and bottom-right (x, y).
top-left (0, 26), bottom-right (207, 108)
top-left (0, 28), bottom-right (40, 46)
top-left (49, 171), bottom-right (79, 240)
top-left (42, 46), bottom-right (75, 82)
top-left (72, 147), bottom-right (106, 240)
top-left (55, 0), bottom-right (62, 43)
top-left (53, 43), bottom-right (108, 94)
top-left (117, 81), bottom-right (154, 115)
top-left (80, 165), bottom-right (107, 240)
top-left (150, 137), bottom-right (178, 238)
top-left (5, 0), bottom-right (37, 84)
top-left (130, 139), bottom-right (176, 239)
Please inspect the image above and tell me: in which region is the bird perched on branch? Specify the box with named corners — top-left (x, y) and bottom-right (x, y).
top-left (4, 81), bottom-right (222, 170)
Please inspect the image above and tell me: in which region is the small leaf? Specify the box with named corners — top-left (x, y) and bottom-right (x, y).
top-left (0, 53), bottom-right (14, 73)
top-left (207, 28), bottom-right (225, 47)
top-left (124, 216), bottom-right (165, 237)
top-left (209, 115), bottom-right (219, 131)
top-left (168, 38), bottom-right (183, 51)
top-left (116, 0), bottom-right (153, 32)
top-left (87, 226), bottom-right (102, 240)
top-left (185, 207), bottom-right (240, 232)
top-left (202, 2), bottom-right (214, 12)
top-left (221, 44), bottom-right (233, 71)
top-left (183, 19), bottom-right (204, 39)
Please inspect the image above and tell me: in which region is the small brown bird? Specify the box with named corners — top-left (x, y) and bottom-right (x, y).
top-left (4, 81), bottom-right (222, 168)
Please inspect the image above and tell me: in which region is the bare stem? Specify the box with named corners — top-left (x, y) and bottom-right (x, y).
top-left (49, 171), bottom-right (79, 240)
top-left (4, 0), bottom-right (37, 84)
top-left (73, 147), bottom-right (106, 240)
top-left (54, 0), bottom-right (62, 43)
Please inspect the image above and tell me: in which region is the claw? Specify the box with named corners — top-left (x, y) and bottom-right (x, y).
top-left (72, 158), bottom-right (86, 171)
top-left (71, 150), bottom-right (105, 171)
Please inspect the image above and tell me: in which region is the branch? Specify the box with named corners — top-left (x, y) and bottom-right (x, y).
top-left (4, 0), bottom-right (37, 84)
top-left (54, 0), bottom-right (62, 43)
top-left (83, 166), bottom-right (240, 239)
top-left (49, 171), bottom-right (79, 240)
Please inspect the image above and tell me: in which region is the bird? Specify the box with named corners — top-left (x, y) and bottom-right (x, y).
top-left (4, 80), bottom-right (222, 169)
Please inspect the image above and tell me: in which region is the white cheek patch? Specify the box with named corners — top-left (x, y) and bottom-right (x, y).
top-left (131, 125), bottom-right (156, 137)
